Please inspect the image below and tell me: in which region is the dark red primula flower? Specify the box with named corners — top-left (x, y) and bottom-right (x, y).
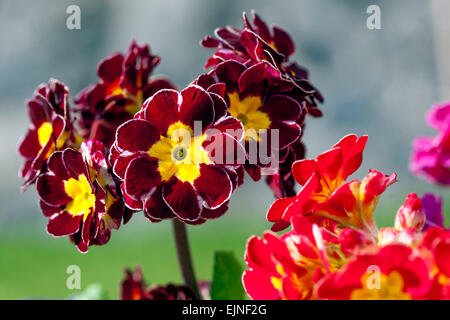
top-left (111, 85), bottom-right (245, 224)
top-left (74, 40), bottom-right (176, 148)
top-left (36, 141), bottom-right (128, 252)
top-left (195, 60), bottom-right (302, 181)
top-left (120, 267), bottom-right (198, 300)
top-left (201, 10), bottom-right (323, 117)
top-left (18, 79), bottom-right (77, 189)
top-left (201, 12), bottom-right (324, 199)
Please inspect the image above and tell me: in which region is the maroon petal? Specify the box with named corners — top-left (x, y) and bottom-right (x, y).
top-left (238, 62), bottom-right (268, 93)
top-left (270, 121), bottom-right (301, 149)
top-left (18, 130), bottom-right (40, 158)
top-left (97, 53), bottom-right (124, 83)
top-left (215, 61), bottom-right (246, 91)
top-left (259, 95), bottom-right (301, 122)
top-left (121, 183), bottom-right (143, 211)
top-left (203, 130), bottom-right (246, 166)
top-left (142, 89), bottom-right (180, 134)
top-left (179, 86), bottom-right (214, 131)
top-left (212, 116), bottom-right (245, 141)
top-left (143, 186), bottom-right (176, 221)
top-left (36, 174), bottom-right (71, 206)
top-left (194, 165), bottom-right (232, 209)
top-left (273, 26), bottom-right (295, 57)
top-left (162, 179), bottom-right (202, 221)
top-left (40, 200), bottom-right (61, 217)
top-left (47, 212), bottom-right (82, 236)
top-left (208, 83), bottom-right (226, 99)
top-left (116, 119), bottom-right (160, 153)
top-left (252, 12), bottom-right (272, 43)
top-left (26, 99), bottom-right (47, 128)
top-left (47, 151), bottom-right (70, 180)
top-left (201, 201), bottom-right (229, 220)
top-left (196, 74), bottom-right (216, 90)
top-left (209, 92), bottom-right (227, 120)
top-left (62, 149), bottom-right (88, 179)
top-left (124, 156), bottom-right (161, 201)
top-left (113, 152), bottom-right (142, 179)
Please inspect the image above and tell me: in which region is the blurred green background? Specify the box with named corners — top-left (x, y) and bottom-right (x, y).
top-left (1, 0), bottom-right (449, 299)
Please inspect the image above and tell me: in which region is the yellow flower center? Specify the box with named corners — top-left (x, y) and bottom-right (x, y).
top-left (64, 174), bottom-right (96, 220)
top-left (148, 121), bottom-right (212, 183)
top-left (37, 121), bottom-right (68, 157)
top-left (351, 271), bottom-right (412, 300)
top-left (228, 92), bottom-right (270, 141)
top-left (37, 122), bottom-right (54, 147)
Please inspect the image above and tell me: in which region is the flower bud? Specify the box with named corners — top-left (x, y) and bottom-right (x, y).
top-left (394, 193), bottom-right (425, 231)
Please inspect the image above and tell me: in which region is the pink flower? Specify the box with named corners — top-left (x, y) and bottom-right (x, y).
top-left (410, 102), bottom-right (450, 185)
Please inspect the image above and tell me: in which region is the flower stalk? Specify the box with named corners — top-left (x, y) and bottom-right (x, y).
top-left (172, 219), bottom-right (201, 299)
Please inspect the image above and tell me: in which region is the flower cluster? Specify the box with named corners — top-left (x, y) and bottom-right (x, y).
top-left (244, 135), bottom-right (450, 300)
top-left (410, 101), bottom-right (450, 186)
top-left (18, 41), bottom-right (175, 252)
top-left (200, 11), bottom-right (323, 198)
top-left (19, 12), bottom-right (324, 253)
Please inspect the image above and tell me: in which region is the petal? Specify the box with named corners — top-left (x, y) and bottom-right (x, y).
top-left (162, 179), bottom-right (202, 221)
top-left (142, 89), bottom-right (180, 134)
top-left (47, 151), bottom-right (70, 180)
top-left (214, 60), bottom-right (246, 92)
top-left (269, 121), bottom-right (301, 149)
top-left (47, 212), bottom-right (82, 236)
top-left (62, 149), bottom-right (88, 179)
top-left (179, 85), bottom-right (214, 131)
top-left (201, 201), bottom-right (229, 220)
top-left (97, 53), bottom-right (124, 83)
top-left (194, 165), bottom-right (232, 209)
top-left (113, 152), bottom-right (142, 180)
top-left (124, 156), bottom-right (161, 201)
top-left (273, 26), bottom-right (295, 57)
top-left (143, 186), bottom-right (176, 221)
top-left (116, 119), bottom-right (160, 152)
top-left (18, 130), bottom-right (40, 158)
top-left (292, 159), bottom-right (317, 186)
top-left (260, 95), bottom-right (301, 122)
top-left (36, 174), bottom-right (71, 206)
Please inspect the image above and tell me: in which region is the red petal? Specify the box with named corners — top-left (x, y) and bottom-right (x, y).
top-left (47, 212), bottom-right (82, 236)
top-left (162, 179), bottom-right (202, 221)
top-left (179, 85), bottom-right (214, 131)
top-left (97, 53), bottom-right (124, 83)
top-left (116, 119), bottom-right (160, 152)
top-left (260, 95), bottom-right (301, 122)
top-left (37, 174), bottom-right (71, 206)
top-left (143, 186), bottom-right (176, 221)
top-left (124, 156), bottom-right (161, 201)
top-left (142, 89), bottom-right (179, 134)
top-left (194, 165), bottom-right (232, 209)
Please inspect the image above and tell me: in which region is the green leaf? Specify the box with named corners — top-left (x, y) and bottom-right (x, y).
top-left (68, 284), bottom-right (109, 300)
top-left (210, 251), bottom-right (245, 300)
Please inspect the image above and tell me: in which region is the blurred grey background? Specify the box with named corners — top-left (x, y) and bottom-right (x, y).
top-left (1, 0), bottom-right (448, 231)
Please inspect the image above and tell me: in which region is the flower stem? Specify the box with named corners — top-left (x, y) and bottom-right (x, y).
top-left (172, 219), bottom-right (201, 299)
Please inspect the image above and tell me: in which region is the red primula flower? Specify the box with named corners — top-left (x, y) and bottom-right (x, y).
top-left (75, 40), bottom-right (175, 148)
top-left (195, 60), bottom-right (302, 180)
top-left (316, 245), bottom-right (432, 300)
top-left (18, 79), bottom-right (76, 189)
top-left (121, 267), bottom-right (197, 300)
top-left (420, 227), bottom-right (450, 299)
top-left (36, 141), bottom-right (128, 252)
top-left (111, 85), bottom-right (245, 223)
top-left (243, 215), bottom-right (343, 300)
top-left (267, 134), bottom-right (397, 236)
